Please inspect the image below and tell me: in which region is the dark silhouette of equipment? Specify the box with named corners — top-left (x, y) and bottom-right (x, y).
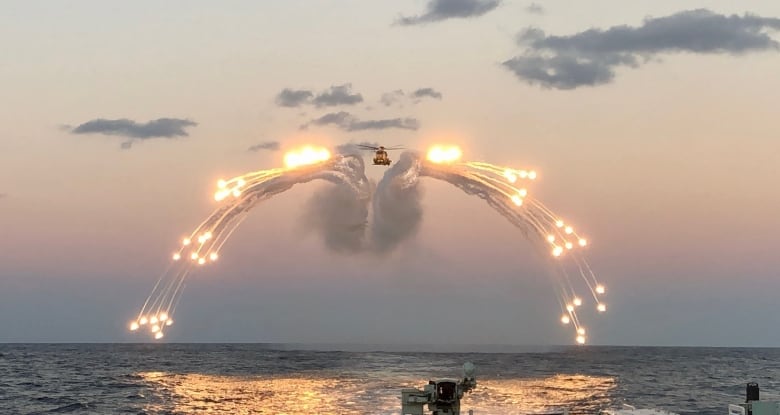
top-left (728, 382), bottom-right (780, 415)
top-left (401, 362), bottom-right (477, 415)
top-left (747, 383), bottom-right (760, 402)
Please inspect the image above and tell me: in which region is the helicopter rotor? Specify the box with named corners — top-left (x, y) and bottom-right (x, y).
top-left (356, 144), bottom-right (405, 151)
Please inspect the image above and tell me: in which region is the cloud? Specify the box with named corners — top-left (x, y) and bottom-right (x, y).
top-left (247, 141), bottom-right (281, 152)
top-left (275, 88), bottom-right (314, 107)
top-left (275, 84), bottom-right (364, 108)
top-left (71, 118), bottom-right (196, 138)
top-left (303, 112), bottom-right (420, 132)
top-left (503, 9), bottom-right (780, 89)
top-left (410, 87), bottom-right (443, 100)
top-left (312, 84), bottom-right (364, 107)
top-left (525, 3), bottom-right (544, 15)
top-left (0, 193), bottom-right (6, 199)
top-left (349, 118), bottom-right (420, 131)
top-left (380, 90), bottom-right (405, 106)
top-left (380, 88), bottom-right (443, 106)
top-left (278, 85), bottom-right (440, 110)
top-left (307, 111), bottom-right (354, 128)
top-left (70, 118), bottom-right (197, 149)
top-left (397, 0), bottom-right (500, 25)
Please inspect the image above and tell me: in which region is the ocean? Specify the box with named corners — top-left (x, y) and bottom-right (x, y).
top-left (1, 344), bottom-right (779, 414)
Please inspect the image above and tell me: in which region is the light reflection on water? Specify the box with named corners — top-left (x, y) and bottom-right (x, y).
top-left (473, 375), bottom-right (615, 414)
top-left (140, 372), bottom-right (615, 414)
top-left (3, 345), bottom-right (777, 415)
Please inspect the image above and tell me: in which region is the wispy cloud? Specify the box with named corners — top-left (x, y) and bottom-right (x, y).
top-left (397, 0), bottom-right (500, 25)
top-left (525, 3), bottom-right (544, 15)
top-left (303, 112), bottom-right (420, 132)
top-left (503, 9), bottom-right (780, 89)
top-left (306, 111), bottom-right (353, 128)
top-left (349, 118), bottom-right (420, 131)
top-left (70, 118), bottom-right (197, 149)
top-left (275, 89), bottom-right (314, 107)
top-left (0, 193), bottom-right (7, 199)
top-left (274, 84), bottom-right (364, 108)
top-left (312, 84), bottom-right (364, 107)
top-left (380, 87), bottom-right (443, 106)
top-left (247, 141), bottom-right (280, 152)
top-left (380, 90), bottom-right (406, 107)
top-left (410, 87), bottom-right (443, 100)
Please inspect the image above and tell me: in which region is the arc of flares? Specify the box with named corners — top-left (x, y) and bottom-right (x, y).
top-left (129, 144), bottom-right (607, 344)
top-left (419, 146), bottom-right (607, 344)
top-left (420, 145), bottom-right (607, 344)
top-left (130, 145), bottom-right (371, 340)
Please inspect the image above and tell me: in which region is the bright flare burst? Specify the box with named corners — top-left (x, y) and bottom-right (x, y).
top-left (129, 143), bottom-right (608, 345)
top-left (426, 145), bottom-right (463, 164)
top-left (283, 146), bottom-right (331, 169)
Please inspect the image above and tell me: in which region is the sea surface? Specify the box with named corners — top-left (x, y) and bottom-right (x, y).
top-left (1, 344), bottom-right (779, 414)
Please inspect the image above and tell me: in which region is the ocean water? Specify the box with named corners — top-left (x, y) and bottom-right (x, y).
top-left (1, 344), bottom-right (779, 414)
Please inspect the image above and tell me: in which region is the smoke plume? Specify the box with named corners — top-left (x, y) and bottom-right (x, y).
top-left (369, 152), bottom-right (425, 254)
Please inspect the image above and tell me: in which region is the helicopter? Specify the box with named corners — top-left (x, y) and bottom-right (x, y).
top-left (356, 144), bottom-right (404, 166)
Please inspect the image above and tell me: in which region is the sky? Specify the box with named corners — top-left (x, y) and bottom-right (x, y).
top-left (1, 0), bottom-right (779, 346)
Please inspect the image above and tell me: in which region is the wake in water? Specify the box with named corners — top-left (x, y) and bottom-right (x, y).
top-left (129, 144), bottom-right (607, 344)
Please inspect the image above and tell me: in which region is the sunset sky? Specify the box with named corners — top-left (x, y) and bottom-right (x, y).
top-left (1, 0), bottom-right (779, 345)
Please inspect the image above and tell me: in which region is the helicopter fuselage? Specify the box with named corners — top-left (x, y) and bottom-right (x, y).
top-left (373, 150), bottom-right (391, 166)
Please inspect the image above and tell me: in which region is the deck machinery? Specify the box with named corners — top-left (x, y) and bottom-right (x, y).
top-left (401, 362), bottom-right (478, 415)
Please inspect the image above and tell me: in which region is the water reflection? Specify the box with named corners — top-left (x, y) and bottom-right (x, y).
top-left (472, 375), bottom-right (615, 414)
top-left (140, 372), bottom-right (615, 414)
